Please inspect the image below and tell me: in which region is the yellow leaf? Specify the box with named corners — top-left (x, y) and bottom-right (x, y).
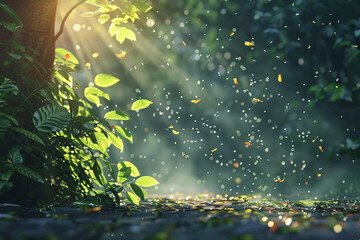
top-left (312, 136), bottom-right (318, 142)
top-left (274, 178), bottom-right (285, 183)
top-left (229, 32), bottom-right (235, 37)
top-left (85, 62), bottom-right (91, 68)
top-left (115, 51), bottom-right (127, 59)
top-left (92, 52), bottom-right (99, 58)
top-left (168, 125), bottom-right (174, 129)
top-left (191, 99), bottom-right (201, 104)
top-left (172, 130), bottom-right (179, 135)
top-left (234, 78), bottom-right (238, 85)
top-left (182, 41), bottom-right (187, 48)
top-left (244, 41), bottom-right (254, 46)
top-left (278, 74), bottom-right (282, 83)
top-left (210, 148), bottom-right (218, 152)
top-left (252, 98), bottom-right (263, 103)
top-left (319, 146), bottom-right (324, 152)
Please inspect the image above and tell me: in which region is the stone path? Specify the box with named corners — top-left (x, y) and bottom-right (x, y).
top-left (1, 196), bottom-right (360, 240)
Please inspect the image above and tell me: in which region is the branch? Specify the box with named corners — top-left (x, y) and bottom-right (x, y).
top-left (55, 0), bottom-right (86, 41)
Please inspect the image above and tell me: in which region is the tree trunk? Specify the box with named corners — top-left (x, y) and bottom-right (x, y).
top-left (0, 0), bottom-right (58, 205)
top-left (0, 0), bottom-right (58, 94)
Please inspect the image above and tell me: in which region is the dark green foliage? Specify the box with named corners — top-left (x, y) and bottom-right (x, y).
top-left (0, 1), bottom-right (157, 206)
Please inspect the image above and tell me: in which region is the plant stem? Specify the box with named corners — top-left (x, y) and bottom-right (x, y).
top-left (55, 0), bottom-right (86, 41)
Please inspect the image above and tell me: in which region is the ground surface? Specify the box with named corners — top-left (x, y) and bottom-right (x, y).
top-left (1, 195), bottom-right (360, 240)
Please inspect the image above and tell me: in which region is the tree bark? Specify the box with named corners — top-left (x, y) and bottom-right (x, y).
top-left (0, 0), bottom-right (58, 94)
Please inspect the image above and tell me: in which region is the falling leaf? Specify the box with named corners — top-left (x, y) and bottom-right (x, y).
top-left (252, 98), bottom-right (263, 103)
top-left (182, 41), bottom-right (187, 48)
top-left (182, 152), bottom-right (189, 159)
top-left (312, 20), bottom-right (316, 23)
top-left (244, 41), bottom-right (254, 46)
top-left (82, 206), bottom-right (102, 212)
top-left (85, 62), bottom-right (91, 68)
top-left (234, 78), bottom-right (238, 85)
top-left (305, 181), bottom-right (309, 185)
top-left (229, 32), bottom-right (235, 37)
top-left (319, 146), bottom-right (324, 152)
top-left (354, 45), bottom-right (358, 48)
top-left (210, 148), bottom-right (218, 152)
top-left (172, 130), bottom-right (179, 135)
top-left (116, 51), bottom-right (127, 59)
top-left (317, 173), bottom-right (322, 179)
top-left (64, 53), bottom-right (70, 61)
top-left (191, 99), bottom-right (201, 104)
top-left (244, 142), bottom-right (252, 146)
top-left (258, 186), bottom-right (263, 189)
top-left (312, 136), bottom-right (318, 142)
top-left (308, 46), bottom-right (311, 49)
top-left (74, 84), bottom-right (80, 90)
top-left (74, 66), bottom-right (81, 71)
top-left (92, 52), bottom-right (99, 58)
top-left (168, 126), bottom-right (174, 129)
top-left (274, 178), bottom-right (285, 183)
top-left (278, 74), bottom-right (282, 83)
top-left (233, 162), bottom-right (239, 168)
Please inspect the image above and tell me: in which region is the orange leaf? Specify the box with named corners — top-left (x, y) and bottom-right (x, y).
top-left (82, 206), bottom-right (102, 212)
top-left (182, 152), bottom-right (189, 159)
top-left (274, 178), bottom-right (285, 182)
top-left (319, 146), bottom-right (324, 152)
top-left (233, 162), bottom-right (239, 168)
top-left (64, 53), bottom-right (70, 61)
top-left (312, 136), bottom-right (318, 142)
top-left (182, 41), bottom-right (187, 48)
top-left (244, 142), bottom-right (252, 146)
top-left (229, 32), bottom-right (235, 37)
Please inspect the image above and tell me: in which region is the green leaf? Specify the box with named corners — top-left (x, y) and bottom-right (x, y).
top-left (117, 167), bottom-right (131, 183)
top-left (92, 160), bottom-right (108, 186)
top-left (132, 0), bottom-right (152, 13)
top-left (0, 180), bottom-right (13, 191)
top-left (111, 17), bottom-right (128, 25)
top-left (126, 191), bottom-right (139, 205)
top-left (104, 111), bottom-right (129, 120)
top-left (108, 23), bottom-right (120, 37)
top-left (114, 126), bottom-right (133, 143)
top-left (85, 0), bottom-right (110, 7)
top-left (11, 127), bottom-right (45, 145)
top-left (8, 147), bottom-right (23, 164)
top-left (117, 161), bottom-right (140, 177)
top-left (116, 27), bottom-right (136, 44)
top-left (94, 73), bottom-right (120, 87)
top-left (98, 14), bottom-right (110, 24)
top-left (55, 48), bottom-right (79, 64)
top-left (33, 105), bottom-right (71, 132)
top-left (131, 99), bottom-right (153, 111)
top-left (84, 87), bottom-right (110, 107)
top-left (0, 3), bottom-right (23, 32)
top-left (94, 131), bottom-right (110, 154)
top-left (108, 132), bottom-right (124, 152)
top-left (13, 164), bottom-right (44, 183)
top-left (0, 162), bottom-right (14, 181)
top-left (135, 176), bottom-right (159, 187)
top-left (129, 183), bottom-right (147, 200)
top-left (0, 113), bottom-right (18, 126)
